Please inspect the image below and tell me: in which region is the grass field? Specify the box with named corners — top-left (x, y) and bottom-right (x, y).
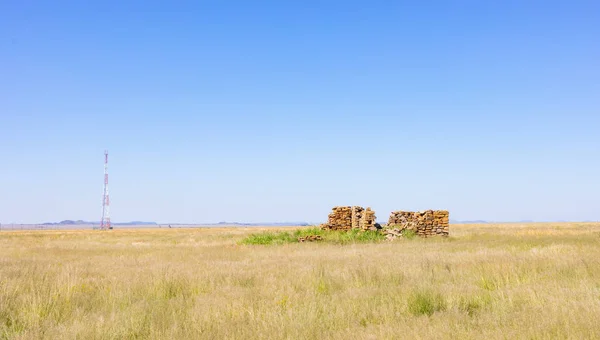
top-left (1, 223), bottom-right (599, 339)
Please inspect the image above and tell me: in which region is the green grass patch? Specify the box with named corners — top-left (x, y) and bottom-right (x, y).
top-left (402, 229), bottom-right (417, 239)
top-left (240, 227), bottom-right (385, 245)
top-left (407, 290), bottom-right (447, 316)
top-left (478, 276), bottom-right (499, 291)
top-left (292, 227), bottom-right (325, 239)
top-left (334, 229), bottom-right (385, 244)
top-left (239, 231), bottom-right (296, 245)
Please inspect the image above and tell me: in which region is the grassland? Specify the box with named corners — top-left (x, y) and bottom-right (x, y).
top-left (1, 223), bottom-right (599, 339)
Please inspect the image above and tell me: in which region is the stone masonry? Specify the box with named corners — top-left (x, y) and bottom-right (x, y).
top-left (320, 206), bottom-right (377, 231)
top-left (387, 210), bottom-right (449, 237)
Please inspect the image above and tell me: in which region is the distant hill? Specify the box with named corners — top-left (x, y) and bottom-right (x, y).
top-left (41, 220), bottom-right (308, 226)
top-left (448, 220), bottom-right (576, 224)
top-left (116, 221), bottom-right (158, 226)
top-left (42, 220), bottom-right (157, 226)
top-left (451, 220), bottom-right (488, 224)
top-left (42, 220), bottom-right (89, 225)
top-left (214, 222), bottom-right (311, 226)
top-left (36, 219), bottom-right (594, 227)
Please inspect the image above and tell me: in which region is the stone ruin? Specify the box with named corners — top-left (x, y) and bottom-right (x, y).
top-left (387, 210), bottom-right (449, 238)
top-left (320, 206), bottom-right (378, 231)
top-left (319, 206), bottom-right (450, 239)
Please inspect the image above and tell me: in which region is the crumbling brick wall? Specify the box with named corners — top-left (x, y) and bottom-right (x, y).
top-left (387, 210), bottom-right (449, 237)
top-left (321, 206), bottom-right (377, 231)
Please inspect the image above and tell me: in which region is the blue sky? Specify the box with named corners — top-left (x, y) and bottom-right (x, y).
top-left (1, 1), bottom-right (599, 224)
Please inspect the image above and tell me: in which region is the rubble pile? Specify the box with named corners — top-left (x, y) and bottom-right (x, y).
top-left (384, 228), bottom-right (403, 241)
top-left (298, 235), bottom-right (323, 242)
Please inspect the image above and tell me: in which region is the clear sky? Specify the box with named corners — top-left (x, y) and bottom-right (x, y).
top-left (1, 1), bottom-right (599, 224)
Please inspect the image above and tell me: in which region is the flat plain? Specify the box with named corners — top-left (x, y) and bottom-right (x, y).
top-left (1, 223), bottom-right (599, 339)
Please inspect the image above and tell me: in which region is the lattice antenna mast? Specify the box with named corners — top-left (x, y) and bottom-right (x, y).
top-left (100, 150), bottom-right (112, 230)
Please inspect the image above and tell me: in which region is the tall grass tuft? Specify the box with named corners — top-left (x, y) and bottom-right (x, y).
top-left (457, 294), bottom-right (491, 316)
top-left (407, 290), bottom-right (447, 316)
top-left (402, 229), bottom-right (417, 239)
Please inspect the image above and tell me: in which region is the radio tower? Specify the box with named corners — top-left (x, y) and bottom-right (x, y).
top-left (100, 150), bottom-right (112, 230)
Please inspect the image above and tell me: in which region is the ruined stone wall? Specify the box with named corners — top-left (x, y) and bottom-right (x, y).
top-left (321, 206), bottom-right (377, 231)
top-left (352, 206), bottom-right (377, 231)
top-left (387, 210), bottom-right (449, 237)
top-left (322, 206), bottom-right (352, 231)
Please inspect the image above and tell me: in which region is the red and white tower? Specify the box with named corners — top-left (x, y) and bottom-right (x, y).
top-left (100, 150), bottom-right (112, 230)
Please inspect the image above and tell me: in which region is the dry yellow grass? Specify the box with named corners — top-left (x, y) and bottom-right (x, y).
top-left (1, 223), bottom-right (600, 339)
